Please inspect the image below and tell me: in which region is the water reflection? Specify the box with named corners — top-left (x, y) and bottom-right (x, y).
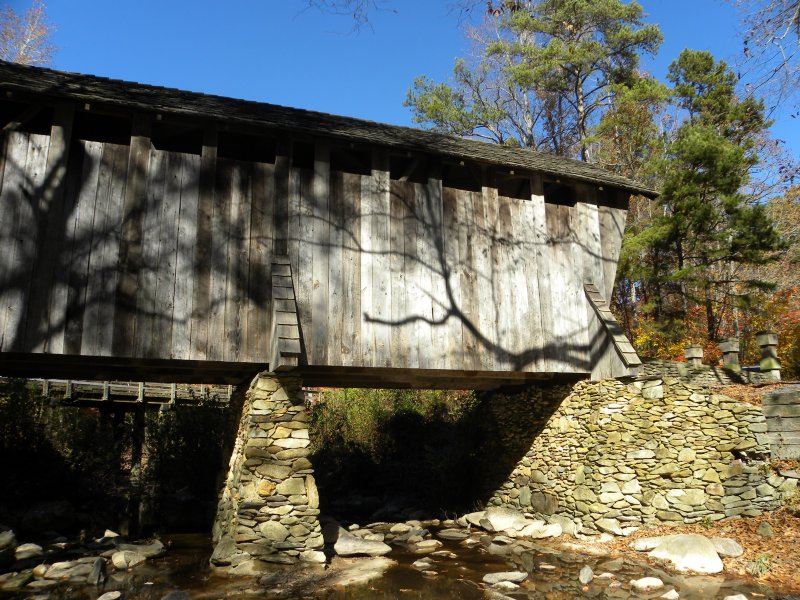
top-left (2, 531), bottom-right (780, 600)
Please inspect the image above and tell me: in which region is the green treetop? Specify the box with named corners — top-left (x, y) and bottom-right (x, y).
top-left (405, 0), bottom-right (662, 160)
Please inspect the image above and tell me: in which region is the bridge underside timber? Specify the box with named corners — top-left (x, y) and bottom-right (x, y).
top-left (0, 352), bottom-right (579, 389)
top-left (0, 62), bottom-right (648, 388)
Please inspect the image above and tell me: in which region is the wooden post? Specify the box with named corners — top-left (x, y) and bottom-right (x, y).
top-left (684, 345), bottom-right (704, 367)
top-left (102, 381), bottom-right (110, 401)
top-left (64, 380), bottom-right (73, 400)
top-left (757, 331), bottom-right (781, 381)
top-left (125, 401), bottom-right (145, 537)
top-left (719, 337), bottom-right (741, 372)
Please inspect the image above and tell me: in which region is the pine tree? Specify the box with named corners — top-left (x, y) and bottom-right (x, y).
top-left (645, 50), bottom-right (783, 340)
top-left (405, 0), bottom-right (662, 159)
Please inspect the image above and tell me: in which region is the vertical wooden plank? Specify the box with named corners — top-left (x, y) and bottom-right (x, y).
top-left (327, 170), bottom-right (345, 366)
top-left (581, 196), bottom-right (605, 291)
top-left (340, 172), bottom-right (361, 365)
top-left (151, 151), bottom-right (182, 358)
top-left (287, 167), bottom-right (301, 292)
top-left (389, 179), bottom-right (407, 368)
top-left (530, 173), bottom-right (553, 372)
top-left (360, 166), bottom-right (375, 367)
top-left (172, 152), bottom-right (200, 360)
top-left (457, 189), bottom-right (480, 371)
top-left (600, 198), bottom-right (628, 301)
top-left (63, 139), bottom-right (103, 355)
top-left (0, 132), bottom-right (35, 352)
top-left (95, 142), bottom-right (128, 356)
top-left (371, 150), bottom-right (391, 368)
top-left (296, 167), bottom-right (314, 363)
top-left (8, 132), bottom-right (49, 352)
top-left (566, 203), bottom-right (589, 368)
top-left (473, 185), bottom-right (495, 372)
top-left (113, 115), bottom-right (151, 357)
top-left (23, 105), bottom-right (74, 354)
top-left (221, 161), bottom-right (244, 361)
top-left (544, 203), bottom-right (564, 368)
top-left (81, 141), bottom-right (117, 356)
top-left (400, 180), bottom-right (419, 369)
top-left (518, 193), bottom-right (544, 371)
top-left (206, 158), bottom-right (231, 362)
top-left (273, 139), bottom-right (290, 256)
top-left (507, 197), bottom-right (529, 367)
top-left (190, 126), bottom-right (216, 360)
top-left (489, 187), bottom-right (513, 370)
top-left (442, 186), bottom-right (463, 370)
top-left (0, 131), bottom-right (24, 351)
top-left (244, 160), bottom-right (274, 363)
top-left (231, 161), bottom-right (252, 362)
top-left (311, 140), bottom-right (330, 366)
top-left (133, 147), bottom-right (167, 358)
top-left (426, 168), bottom-right (448, 370)
top-left (413, 181), bottom-right (434, 369)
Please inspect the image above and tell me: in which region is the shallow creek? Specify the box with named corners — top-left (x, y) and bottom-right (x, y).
top-left (2, 531), bottom-right (780, 600)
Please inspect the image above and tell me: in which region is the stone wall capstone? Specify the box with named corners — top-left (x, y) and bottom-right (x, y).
top-left (488, 378), bottom-right (797, 536)
top-left (211, 373), bottom-right (324, 572)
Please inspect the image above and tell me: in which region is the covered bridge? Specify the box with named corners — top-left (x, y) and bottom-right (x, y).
top-left (0, 61), bottom-right (652, 388)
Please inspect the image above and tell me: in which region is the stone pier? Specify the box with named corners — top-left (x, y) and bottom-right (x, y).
top-left (211, 373), bottom-right (324, 572)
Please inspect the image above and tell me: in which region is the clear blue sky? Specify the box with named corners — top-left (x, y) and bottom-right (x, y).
top-left (32, 0), bottom-right (800, 159)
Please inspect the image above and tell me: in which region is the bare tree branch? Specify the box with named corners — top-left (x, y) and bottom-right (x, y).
top-left (0, 0), bottom-right (56, 66)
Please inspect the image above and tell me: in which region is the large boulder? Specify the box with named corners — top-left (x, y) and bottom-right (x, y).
top-left (483, 571), bottom-right (528, 585)
top-left (0, 530), bottom-right (15, 567)
top-left (210, 535), bottom-right (237, 566)
top-left (14, 542), bottom-right (43, 561)
top-left (647, 534), bottom-right (724, 574)
top-left (111, 550), bottom-right (147, 570)
top-left (114, 539), bottom-right (166, 558)
top-left (519, 521), bottom-right (562, 539)
top-left (334, 532), bottom-right (391, 557)
top-left (710, 537), bottom-right (744, 558)
top-left (480, 508), bottom-right (529, 532)
top-left (43, 560), bottom-right (94, 580)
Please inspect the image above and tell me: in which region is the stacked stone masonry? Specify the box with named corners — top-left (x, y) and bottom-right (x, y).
top-left (640, 360), bottom-right (776, 387)
top-left (488, 378), bottom-right (798, 536)
top-left (212, 373), bottom-right (323, 568)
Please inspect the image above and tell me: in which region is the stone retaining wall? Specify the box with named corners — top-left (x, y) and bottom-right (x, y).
top-left (488, 378), bottom-right (798, 536)
top-left (640, 360), bottom-right (776, 387)
top-left (211, 373), bottom-right (324, 571)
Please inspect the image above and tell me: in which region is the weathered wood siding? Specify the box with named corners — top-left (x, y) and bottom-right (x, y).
top-left (285, 169), bottom-right (626, 374)
top-left (0, 130), bottom-right (274, 364)
top-left (0, 128), bottom-right (629, 380)
top-left (764, 389), bottom-right (800, 460)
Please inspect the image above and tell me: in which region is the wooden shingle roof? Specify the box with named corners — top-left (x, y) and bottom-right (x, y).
top-left (0, 61), bottom-right (657, 197)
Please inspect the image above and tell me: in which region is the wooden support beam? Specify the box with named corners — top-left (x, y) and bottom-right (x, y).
top-left (584, 282), bottom-right (642, 376)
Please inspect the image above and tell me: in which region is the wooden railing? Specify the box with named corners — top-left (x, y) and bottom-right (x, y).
top-left (2, 378), bottom-right (233, 406)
